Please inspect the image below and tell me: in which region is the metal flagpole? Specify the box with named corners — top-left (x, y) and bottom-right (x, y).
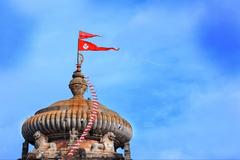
top-left (77, 51), bottom-right (80, 65)
top-left (77, 36), bottom-right (81, 71)
top-left (77, 51), bottom-right (80, 71)
top-left (77, 32), bottom-right (84, 71)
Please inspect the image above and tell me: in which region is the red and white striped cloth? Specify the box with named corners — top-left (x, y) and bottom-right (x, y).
top-left (66, 77), bottom-right (99, 158)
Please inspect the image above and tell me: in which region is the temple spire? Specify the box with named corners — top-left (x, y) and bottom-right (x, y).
top-left (69, 53), bottom-right (87, 97)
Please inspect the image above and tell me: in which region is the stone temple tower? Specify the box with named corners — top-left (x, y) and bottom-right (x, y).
top-left (21, 64), bottom-right (133, 159)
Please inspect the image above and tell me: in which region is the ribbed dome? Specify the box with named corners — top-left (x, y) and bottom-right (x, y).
top-left (21, 67), bottom-right (132, 149)
top-left (21, 97), bottom-right (132, 147)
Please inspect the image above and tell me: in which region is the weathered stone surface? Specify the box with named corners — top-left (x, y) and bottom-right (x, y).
top-left (91, 132), bottom-right (116, 153)
top-left (31, 131), bottom-right (58, 159)
top-left (69, 128), bottom-right (79, 146)
top-left (21, 68), bottom-right (133, 159)
top-left (21, 96), bottom-right (132, 148)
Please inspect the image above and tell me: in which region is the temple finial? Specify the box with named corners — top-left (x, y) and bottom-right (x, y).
top-left (69, 54), bottom-right (87, 97)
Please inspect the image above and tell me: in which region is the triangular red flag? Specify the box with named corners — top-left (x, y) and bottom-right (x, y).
top-left (78, 39), bottom-right (119, 51)
top-left (79, 31), bottom-right (99, 39)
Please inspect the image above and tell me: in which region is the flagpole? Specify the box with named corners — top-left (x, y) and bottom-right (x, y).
top-left (77, 51), bottom-right (80, 65)
top-left (77, 51), bottom-right (80, 71)
top-left (77, 48), bottom-right (84, 71)
top-left (77, 35), bottom-right (81, 71)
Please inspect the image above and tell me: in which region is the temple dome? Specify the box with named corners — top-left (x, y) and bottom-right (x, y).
top-left (21, 96), bottom-right (132, 148)
top-left (21, 67), bottom-right (132, 150)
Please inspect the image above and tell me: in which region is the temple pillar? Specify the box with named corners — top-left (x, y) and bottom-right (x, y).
top-left (124, 142), bottom-right (131, 160)
top-left (22, 140), bottom-right (29, 160)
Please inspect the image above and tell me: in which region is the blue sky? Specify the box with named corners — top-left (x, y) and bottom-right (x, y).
top-left (0, 0), bottom-right (240, 159)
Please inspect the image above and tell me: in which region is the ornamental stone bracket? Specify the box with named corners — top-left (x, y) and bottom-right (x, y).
top-left (90, 132), bottom-right (116, 153)
top-left (30, 131), bottom-right (59, 159)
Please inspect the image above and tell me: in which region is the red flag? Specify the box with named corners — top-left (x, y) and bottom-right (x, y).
top-left (78, 39), bottom-right (119, 51)
top-left (79, 31), bottom-right (99, 39)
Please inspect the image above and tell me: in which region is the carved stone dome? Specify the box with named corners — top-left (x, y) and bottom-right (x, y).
top-left (21, 68), bottom-right (132, 149)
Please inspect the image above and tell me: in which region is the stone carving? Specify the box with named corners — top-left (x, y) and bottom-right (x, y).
top-left (91, 132), bottom-right (116, 153)
top-left (32, 131), bottom-right (58, 159)
top-left (69, 128), bottom-right (79, 146)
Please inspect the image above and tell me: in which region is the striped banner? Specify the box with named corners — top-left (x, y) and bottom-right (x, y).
top-left (66, 76), bottom-right (99, 158)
